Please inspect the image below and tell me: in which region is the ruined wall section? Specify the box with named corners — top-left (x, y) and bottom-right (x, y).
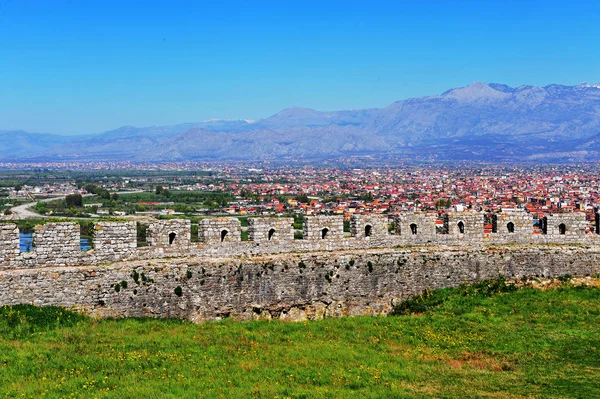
top-left (303, 215), bottom-right (344, 241)
top-left (248, 217), bottom-right (293, 242)
top-left (350, 214), bottom-right (389, 243)
top-left (147, 219), bottom-right (191, 249)
top-left (394, 213), bottom-right (437, 244)
top-left (32, 222), bottom-right (81, 265)
top-left (0, 224), bottom-right (19, 261)
top-left (1, 245), bottom-right (599, 323)
top-left (445, 211), bottom-right (484, 243)
top-left (536, 213), bottom-right (588, 243)
top-left (198, 218), bottom-right (241, 244)
top-left (93, 221), bottom-right (137, 260)
top-left (489, 209), bottom-right (532, 243)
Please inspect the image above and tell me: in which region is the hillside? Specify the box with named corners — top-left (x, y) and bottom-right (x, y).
top-left (4, 82), bottom-right (600, 162)
top-left (1, 278), bottom-right (599, 398)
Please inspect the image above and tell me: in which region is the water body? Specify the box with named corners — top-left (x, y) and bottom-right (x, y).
top-left (19, 233), bottom-right (91, 252)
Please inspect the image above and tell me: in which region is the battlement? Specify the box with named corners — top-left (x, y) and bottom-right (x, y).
top-left (248, 217), bottom-right (293, 243)
top-left (0, 209), bottom-right (598, 269)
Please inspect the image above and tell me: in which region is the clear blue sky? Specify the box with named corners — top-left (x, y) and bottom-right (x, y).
top-left (1, 0), bottom-right (599, 135)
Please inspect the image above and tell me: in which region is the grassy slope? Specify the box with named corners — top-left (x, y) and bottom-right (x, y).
top-left (0, 285), bottom-right (599, 398)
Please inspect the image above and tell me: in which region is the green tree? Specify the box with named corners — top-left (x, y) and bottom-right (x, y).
top-left (294, 195), bottom-right (310, 204)
top-left (65, 194), bottom-right (83, 207)
top-left (84, 184), bottom-right (98, 194)
top-left (98, 190), bottom-right (110, 200)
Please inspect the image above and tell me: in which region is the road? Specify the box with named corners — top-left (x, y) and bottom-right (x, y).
top-left (9, 191), bottom-right (143, 219)
top-left (10, 196), bottom-right (65, 219)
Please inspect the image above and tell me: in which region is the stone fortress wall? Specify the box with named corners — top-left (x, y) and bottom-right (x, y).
top-left (0, 209), bottom-right (598, 270)
top-left (1, 209), bottom-right (600, 322)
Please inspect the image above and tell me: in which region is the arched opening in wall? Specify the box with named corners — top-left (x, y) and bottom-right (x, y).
top-left (436, 215), bottom-right (449, 234)
top-left (507, 222), bottom-right (515, 233)
top-left (457, 221), bottom-right (465, 234)
top-left (79, 223), bottom-right (92, 251)
top-left (220, 229), bottom-right (229, 242)
top-left (364, 224), bottom-right (372, 237)
top-left (321, 228), bottom-right (329, 239)
top-left (19, 230), bottom-right (33, 253)
top-left (484, 213), bottom-right (497, 234)
top-left (268, 228), bottom-right (276, 241)
top-left (168, 232), bottom-right (177, 245)
top-left (191, 223), bottom-right (199, 243)
top-left (540, 217), bottom-right (548, 235)
top-left (559, 223), bottom-right (567, 235)
top-left (136, 222), bottom-right (148, 247)
top-left (410, 223), bottom-right (418, 235)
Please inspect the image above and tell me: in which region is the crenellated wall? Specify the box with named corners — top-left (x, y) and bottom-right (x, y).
top-left (0, 210), bottom-right (598, 270)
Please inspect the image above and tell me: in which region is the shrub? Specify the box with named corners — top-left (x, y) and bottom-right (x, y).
top-left (174, 286), bottom-right (183, 297)
top-left (131, 270), bottom-right (140, 284)
top-left (558, 274), bottom-right (572, 283)
top-left (390, 277), bottom-right (517, 316)
top-left (0, 305), bottom-right (86, 339)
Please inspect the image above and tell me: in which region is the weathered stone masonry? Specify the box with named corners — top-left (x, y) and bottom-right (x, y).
top-left (1, 245), bottom-right (599, 323)
top-left (0, 210), bottom-right (599, 322)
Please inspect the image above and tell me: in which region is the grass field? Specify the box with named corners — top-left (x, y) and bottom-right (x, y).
top-left (1, 279), bottom-right (599, 398)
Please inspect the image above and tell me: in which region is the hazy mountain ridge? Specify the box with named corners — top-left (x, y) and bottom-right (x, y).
top-left (4, 82), bottom-right (600, 162)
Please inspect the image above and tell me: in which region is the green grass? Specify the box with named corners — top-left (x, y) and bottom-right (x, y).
top-left (1, 283), bottom-right (599, 398)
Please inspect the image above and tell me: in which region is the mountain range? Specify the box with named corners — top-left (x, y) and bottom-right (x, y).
top-left (3, 82), bottom-right (600, 162)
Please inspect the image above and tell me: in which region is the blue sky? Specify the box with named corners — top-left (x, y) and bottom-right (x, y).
top-left (1, 0), bottom-right (599, 135)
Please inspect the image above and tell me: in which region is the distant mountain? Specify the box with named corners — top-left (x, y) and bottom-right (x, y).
top-left (251, 107), bottom-right (379, 129)
top-left (0, 130), bottom-right (72, 158)
top-left (4, 82), bottom-right (600, 162)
